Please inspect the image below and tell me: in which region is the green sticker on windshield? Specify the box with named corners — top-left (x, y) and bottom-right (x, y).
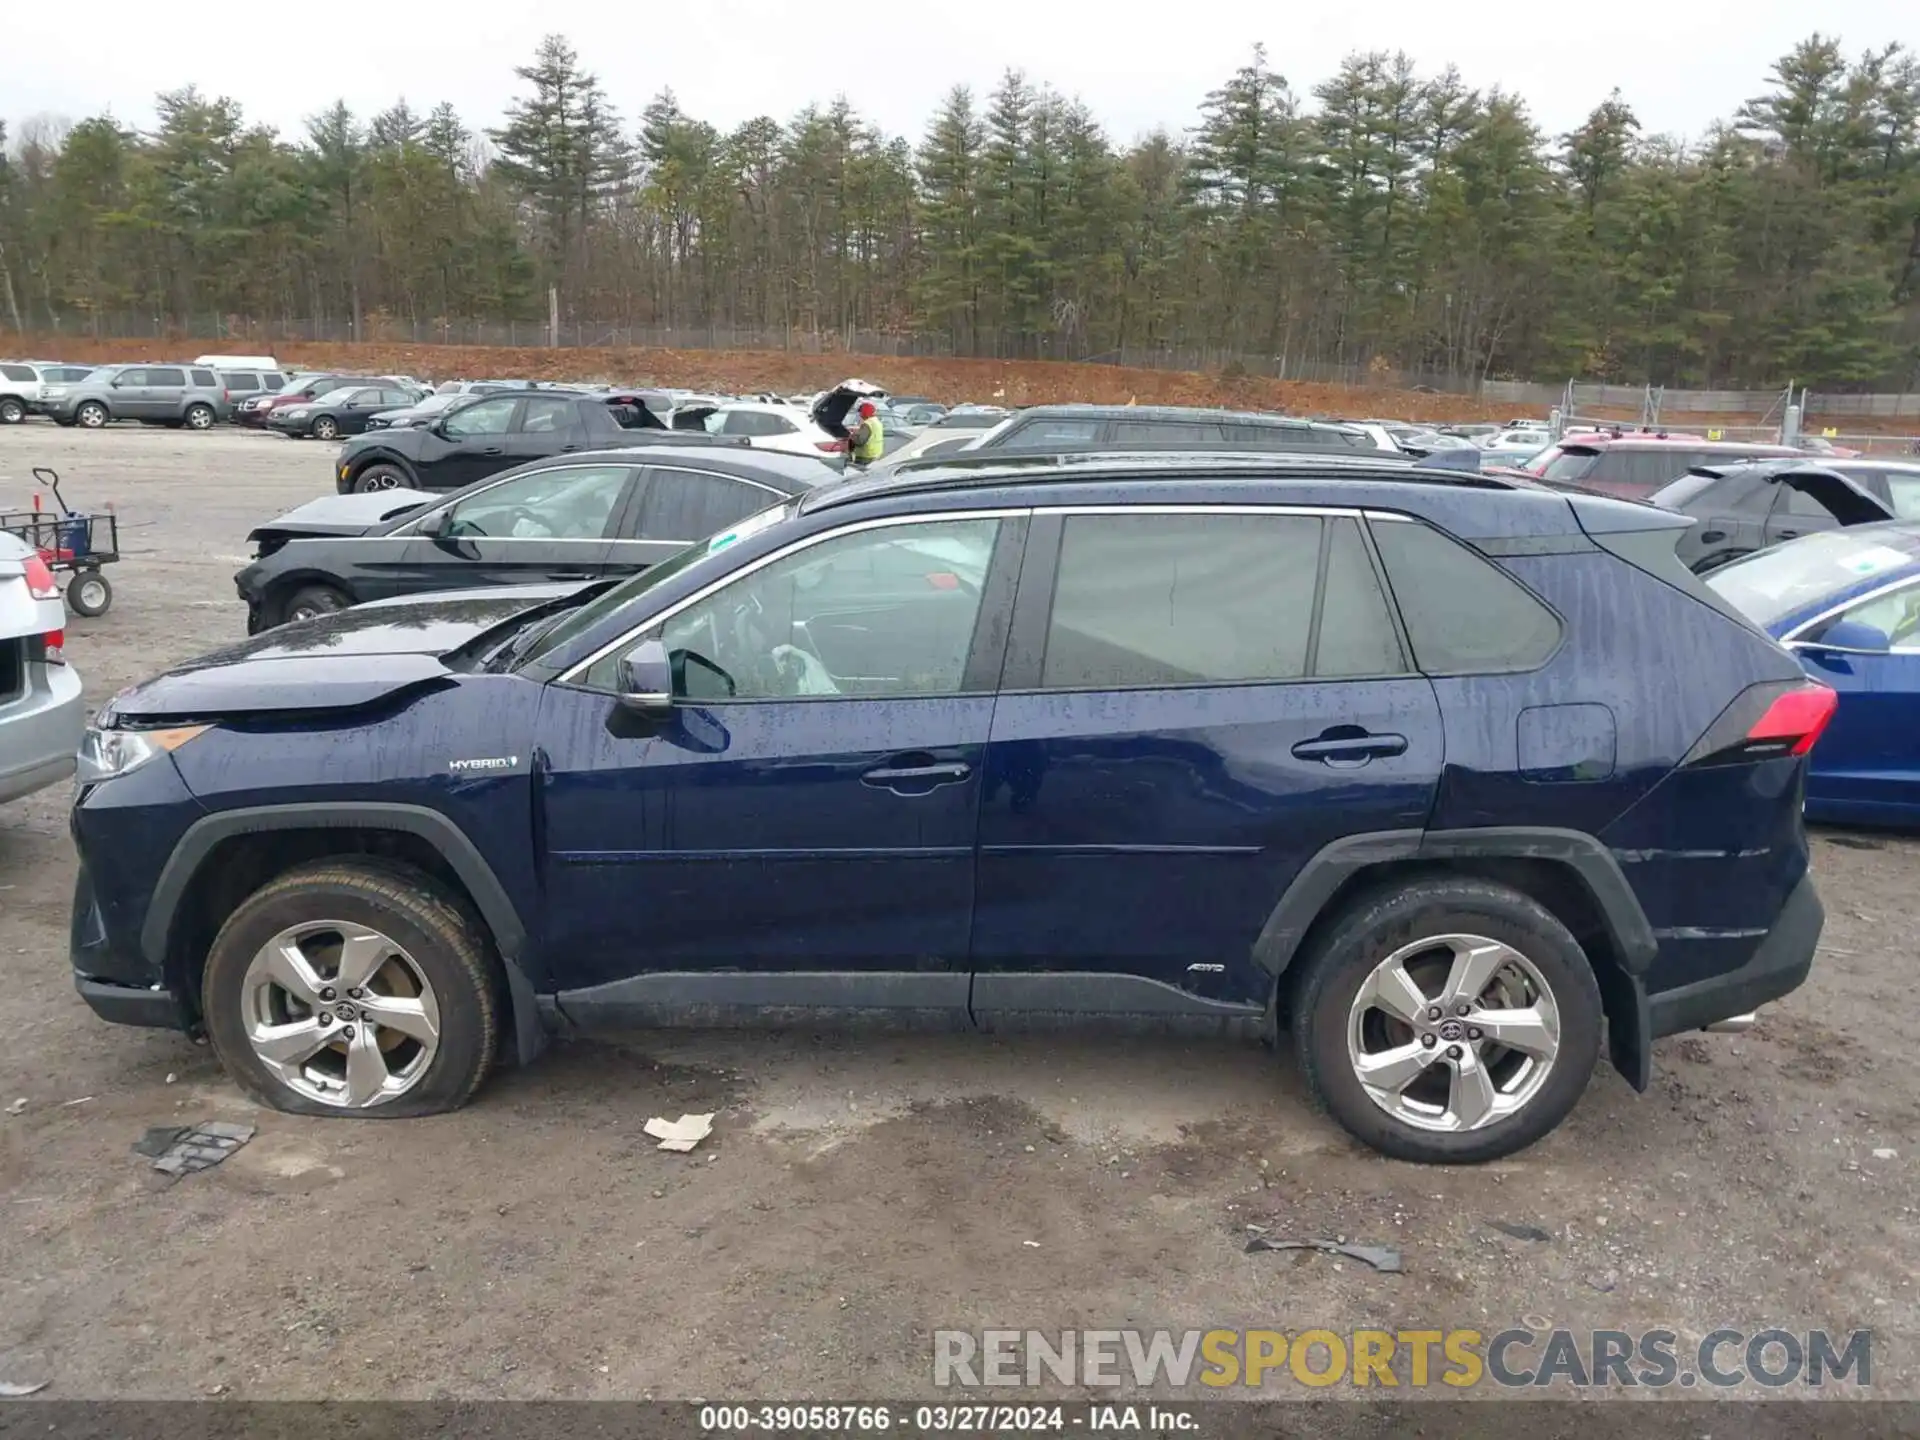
top-left (708, 532), bottom-right (740, 554)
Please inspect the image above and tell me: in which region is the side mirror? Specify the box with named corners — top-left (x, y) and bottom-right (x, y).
top-left (1801, 619), bottom-right (1891, 655)
top-left (617, 639), bottom-right (674, 711)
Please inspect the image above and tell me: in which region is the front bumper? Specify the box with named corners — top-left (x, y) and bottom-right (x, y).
top-left (70, 861), bottom-right (191, 1030)
top-left (266, 417), bottom-right (312, 437)
top-left (1647, 871), bottom-right (1823, 1038)
top-left (0, 660), bottom-right (85, 803)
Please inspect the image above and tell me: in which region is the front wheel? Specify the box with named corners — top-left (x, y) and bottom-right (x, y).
top-left (200, 860), bottom-right (502, 1117)
top-left (184, 403), bottom-right (215, 431)
top-left (281, 583), bottom-right (351, 625)
top-left (75, 401), bottom-right (109, 429)
top-left (351, 464), bottom-right (411, 494)
top-left (1289, 877), bottom-right (1602, 1164)
top-left (67, 570), bottom-right (112, 617)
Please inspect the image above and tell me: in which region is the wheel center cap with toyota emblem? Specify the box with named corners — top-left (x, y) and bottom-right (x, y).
top-left (1438, 1019), bottom-right (1467, 1043)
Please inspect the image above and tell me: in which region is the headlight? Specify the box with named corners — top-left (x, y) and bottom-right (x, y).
top-left (285, 408), bottom-right (311, 420)
top-left (77, 725), bottom-right (207, 784)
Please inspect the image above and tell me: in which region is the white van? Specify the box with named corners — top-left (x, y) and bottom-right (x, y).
top-left (194, 353), bottom-right (279, 371)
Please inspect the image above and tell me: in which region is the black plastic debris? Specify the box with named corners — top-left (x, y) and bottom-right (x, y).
top-left (1244, 1236), bottom-right (1403, 1272)
top-left (139, 1120), bottom-right (255, 1176)
top-left (1486, 1220), bottom-right (1554, 1242)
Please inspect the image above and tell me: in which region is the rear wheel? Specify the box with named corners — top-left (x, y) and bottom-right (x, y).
top-left (0, 397), bottom-right (24, 425)
top-left (67, 570), bottom-right (112, 617)
top-left (311, 415), bottom-right (339, 440)
top-left (1289, 877), bottom-right (1602, 1164)
top-left (75, 401), bottom-right (109, 429)
top-left (201, 860), bottom-right (501, 1117)
top-left (351, 464), bottom-right (411, 494)
top-left (281, 583), bottom-right (351, 625)
top-left (184, 403), bottom-right (215, 431)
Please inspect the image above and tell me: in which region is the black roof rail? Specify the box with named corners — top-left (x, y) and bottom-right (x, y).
top-left (804, 449), bottom-right (1519, 513)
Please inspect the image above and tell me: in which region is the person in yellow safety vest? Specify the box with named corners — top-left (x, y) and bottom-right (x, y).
top-left (848, 401), bottom-right (885, 467)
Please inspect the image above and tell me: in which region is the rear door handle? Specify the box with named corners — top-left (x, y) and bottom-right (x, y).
top-left (1699, 529), bottom-right (1726, 543)
top-left (547, 571), bottom-right (594, 581)
top-left (1291, 731), bottom-right (1408, 767)
top-left (861, 758), bottom-right (972, 793)
top-left (480, 445), bottom-right (504, 455)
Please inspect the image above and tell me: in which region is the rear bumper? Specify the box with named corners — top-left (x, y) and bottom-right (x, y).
top-left (1647, 871), bottom-right (1822, 1038)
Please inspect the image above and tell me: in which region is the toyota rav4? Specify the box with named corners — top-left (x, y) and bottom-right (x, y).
top-left (67, 453), bottom-right (1830, 1163)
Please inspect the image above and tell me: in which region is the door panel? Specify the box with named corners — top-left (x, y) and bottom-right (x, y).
top-left (973, 680), bottom-right (1442, 1009)
top-left (971, 509), bottom-right (1443, 1012)
top-left (537, 688), bottom-right (993, 990)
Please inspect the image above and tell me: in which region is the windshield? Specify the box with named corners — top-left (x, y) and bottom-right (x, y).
top-left (1707, 528), bottom-right (1920, 629)
top-left (518, 498), bottom-right (800, 666)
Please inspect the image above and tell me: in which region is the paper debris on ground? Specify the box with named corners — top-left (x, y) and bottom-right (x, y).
top-left (140, 1119), bottom-right (256, 1176)
top-left (0, 1381), bottom-right (49, 1397)
top-left (1873, 1148), bottom-right (1897, 1160)
top-left (644, 1113), bottom-right (715, 1152)
top-left (4, 1098), bottom-right (25, 1116)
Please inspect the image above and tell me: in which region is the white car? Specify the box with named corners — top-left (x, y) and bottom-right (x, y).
top-left (0, 535), bottom-right (85, 802)
top-left (702, 401), bottom-right (849, 460)
top-left (1480, 426), bottom-right (1552, 450)
top-left (0, 362), bottom-right (45, 426)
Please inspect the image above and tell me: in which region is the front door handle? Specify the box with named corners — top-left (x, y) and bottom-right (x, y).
top-left (1291, 729), bottom-right (1409, 768)
top-left (480, 445), bottom-right (505, 455)
top-left (861, 757), bottom-right (972, 793)
top-left (1698, 529), bottom-right (1726, 543)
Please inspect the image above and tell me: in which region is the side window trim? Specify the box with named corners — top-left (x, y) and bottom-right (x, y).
top-left (998, 504), bottom-right (1400, 694)
top-left (557, 508), bottom-right (1032, 686)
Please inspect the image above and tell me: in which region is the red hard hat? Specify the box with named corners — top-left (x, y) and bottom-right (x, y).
top-left (859, 401), bottom-right (876, 416)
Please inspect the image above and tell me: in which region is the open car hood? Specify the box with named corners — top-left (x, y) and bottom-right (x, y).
top-left (247, 489), bottom-right (438, 545)
top-left (102, 588), bottom-right (565, 723)
top-left (811, 378), bottom-right (888, 435)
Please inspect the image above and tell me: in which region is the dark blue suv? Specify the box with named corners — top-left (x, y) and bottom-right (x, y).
top-left (68, 454), bottom-right (1832, 1163)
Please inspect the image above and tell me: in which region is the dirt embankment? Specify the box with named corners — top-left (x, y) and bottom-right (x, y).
top-left (14, 336), bottom-right (1526, 424)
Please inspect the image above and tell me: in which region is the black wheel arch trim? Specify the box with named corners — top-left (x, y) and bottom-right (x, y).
top-left (1251, 825), bottom-right (1657, 981)
top-left (346, 450), bottom-right (419, 484)
top-left (142, 802), bottom-right (544, 1064)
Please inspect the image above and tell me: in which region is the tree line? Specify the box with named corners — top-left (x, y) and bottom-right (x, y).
top-left (0, 33), bottom-right (1916, 389)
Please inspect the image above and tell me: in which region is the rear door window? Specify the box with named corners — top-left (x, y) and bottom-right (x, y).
top-left (518, 396), bottom-right (578, 433)
top-left (147, 368), bottom-right (186, 388)
top-left (637, 468), bottom-right (782, 541)
top-left (1037, 512), bottom-right (1406, 689)
top-left (1, 364), bottom-right (35, 382)
top-left (1369, 517), bottom-right (1561, 672)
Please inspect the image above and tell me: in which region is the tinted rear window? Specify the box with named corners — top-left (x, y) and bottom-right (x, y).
top-left (1539, 448), bottom-right (1599, 482)
top-left (190, 368), bottom-right (218, 387)
top-left (1370, 518), bottom-right (1562, 672)
top-left (1648, 472), bottom-right (1721, 508)
top-left (221, 372), bottom-right (260, 391)
top-left (0, 364), bottom-right (35, 382)
top-left (148, 368), bottom-right (187, 387)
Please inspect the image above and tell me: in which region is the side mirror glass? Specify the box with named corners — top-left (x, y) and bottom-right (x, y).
top-left (617, 639), bottom-right (674, 711)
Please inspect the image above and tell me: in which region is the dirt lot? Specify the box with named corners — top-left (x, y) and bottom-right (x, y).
top-left (0, 422), bottom-right (1915, 1403)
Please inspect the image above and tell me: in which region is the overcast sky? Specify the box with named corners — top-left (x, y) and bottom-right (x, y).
top-left (2, 1), bottom-right (1906, 152)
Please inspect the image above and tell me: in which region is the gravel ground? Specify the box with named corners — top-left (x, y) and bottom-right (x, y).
top-left (0, 423), bottom-right (1913, 1403)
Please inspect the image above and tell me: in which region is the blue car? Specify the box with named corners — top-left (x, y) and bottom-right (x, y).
top-left (1708, 521), bottom-right (1920, 826)
top-left (69, 453), bottom-right (1832, 1164)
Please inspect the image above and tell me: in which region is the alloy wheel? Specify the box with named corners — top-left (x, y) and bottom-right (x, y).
top-left (1345, 933), bottom-right (1560, 1133)
top-left (240, 921), bottom-right (442, 1109)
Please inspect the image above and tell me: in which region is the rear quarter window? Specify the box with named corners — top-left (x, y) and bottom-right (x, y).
top-left (190, 368), bottom-right (218, 387)
top-left (1369, 518), bottom-right (1562, 672)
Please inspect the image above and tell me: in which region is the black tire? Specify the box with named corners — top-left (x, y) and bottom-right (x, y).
top-left (67, 570), bottom-right (111, 617)
top-left (0, 396), bottom-right (24, 425)
top-left (1289, 876), bottom-right (1602, 1165)
top-left (184, 403), bottom-right (215, 431)
top-left (75, 401), bottom-right (109, 429)
top-left (201, 859), bottom-right (501, 1118)
top-left (280, 582), bottom-right (351, 625)
top-left (350, 463), bottom-right (411, 494)
top-left (311, 414), bottom-right (339, 440)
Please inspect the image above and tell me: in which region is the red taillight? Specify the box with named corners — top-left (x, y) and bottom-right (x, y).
top-left (44, 629), bottom-right (65, 663)
top-left (816, 438), bottom-right (847, 453)
top-left (22, 553), bottom-right (59, 600)
top-left (1747, 683), bottom-right (1838, 757)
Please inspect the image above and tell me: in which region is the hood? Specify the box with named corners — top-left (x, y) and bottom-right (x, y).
top-left (104, 588), bottom-right (562, 723)
top-left (811, 377), bottom-right (888, 435)
top-left (247, 489), bottom-right (439, 547)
